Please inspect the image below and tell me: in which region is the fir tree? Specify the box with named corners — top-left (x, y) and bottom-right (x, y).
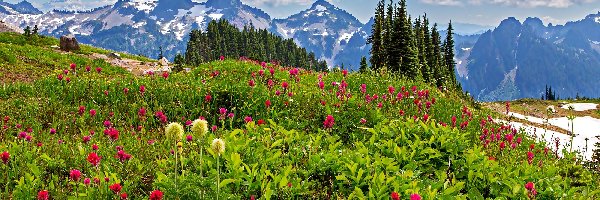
top-left (32, 25), bottom-right (39, 36)
top-left (443, 21), bottom-right (457, 87)
top-left (173, 54), bottom-right (185, 73)
top-left (395, 0), bottom-right (420, 77)
top-left (158, 46), bottom-right (164, 60)
top-left (359, 56), bottom-right (368, 72)
top-left (23, 26), bottom-right (31, 37)
top-left (368, 0), bottom-right (386, 71)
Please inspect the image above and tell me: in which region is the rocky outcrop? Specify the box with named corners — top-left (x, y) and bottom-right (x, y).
top-left (59, 34), bottom-right (80, 52)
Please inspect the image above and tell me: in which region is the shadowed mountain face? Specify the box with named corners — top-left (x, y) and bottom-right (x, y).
top-left (459, 14), bottom-right (600, 101)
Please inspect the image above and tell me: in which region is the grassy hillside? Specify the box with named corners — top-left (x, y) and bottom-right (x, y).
top-left (0, 33), bottom-right (598, 199)
top-left (0, 32), bottom-right (151, 82)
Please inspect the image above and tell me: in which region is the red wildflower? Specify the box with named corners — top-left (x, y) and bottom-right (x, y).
top-left (149, 190), bottom-right (163, 200)
top-left (500, 142), bottom-right (506, 150)
top-left (281, 82), bottom-right (289, 89)
top-left (423, 114), bottom-right (429, 122)
top-left (265, 99), bottom-right (271, 108)
top-left (219, 55), bottom-right (225, 61)
top-left (162, 72), bottom-right (169, 79)
top-left (89, 109), bottom-right (97, 117)
top-left (257, 119), bottom-right (265, 125)
top-left (96, 67), bottom-right (102, 73)
top-left (37, 190), bottom-right (49, 200)
top-left (244, 116), bottom-right (253, 123)
top-left (205, 94), bottom-right (212, 102)
top-left (85, 66), bottom-right (91, 72)
top-left (391, 192), bottom-right (400, 200)
top-left (248, 79), bottom-right (255, 87)
top-left (1, 151), bottom-right (9, 164)
top-left (109, 183), bottom-right (122, 194)
top-left (84, 178), bottom-right (91, 186)
top-left (120, 193), bottom-right (128, 199)
top-left (342, 69), bottom-right (348, 77)
top-left (87, 152), bottom-right (101, 167)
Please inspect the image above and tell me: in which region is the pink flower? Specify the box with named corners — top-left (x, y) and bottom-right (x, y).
top-left (57, 74), bottom-right (63, 81)
top-left (244, 116), bottom-right (253, 123)
top-left (92, 144), bottom-right (99, 151)
top-left (500, 142), bottom-right (506, 150)
top-left (70, 169), bottom-right (82, 181)
top-left (89, 109), bottom-right (97, 117)
top-left (83, 136), bottom-right (91, 143)
top-left (423, 114), bottom-right (429, 122)
top-left (139, 85), bottom-right (146, 93)
top-left (525, 182), bottom-right (535, 191)
top-left (342, 69), bottom-right (348, 77)
top-left (186, 135), bottom-right (193, 142)
top-left (50, 128), bottom-right (56, 135)
top-left (79, 106), bottom-right (86, 115)
top-left (248, 79), bottom-right (255, 87)
top-left (323, 115), bottom-right (335, 129)
top-left (211, 125), bottom-right (218, 132)
top-left (115, 150), bottom-right (132, 162)
top-left (360, 118), bottom-right (367, 124)
top-left (410, 194), bottom-right (422, 200)
top-left (318, 81), bottom-right (324, 90)
top-left (85, 66), bottom-right (91, 72)
top-left (265, 100), bottom-right (271, 108)
top-left (162, 72), bottom-right (169, 79)
top-left (70, 63), bottom-right (77, 70)
top-left (281, 82), bottom-right (289, 89)
top-left (84, 178), bottom-right (91, 186)
top-left (219, 55), bottom-right (225, 61)
top-left (205, 94), bottom-right (212, 102)
top-left (96, 67), bottom-right (102, 73)
top-left (388, 86), bottom-right (395, 94)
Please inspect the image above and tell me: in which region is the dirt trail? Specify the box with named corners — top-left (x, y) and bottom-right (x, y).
top-left (88, 53), bottom-right (169, 76)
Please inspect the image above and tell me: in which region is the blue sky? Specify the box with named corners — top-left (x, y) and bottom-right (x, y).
top-left (7, 0), bottom-right (600, 26)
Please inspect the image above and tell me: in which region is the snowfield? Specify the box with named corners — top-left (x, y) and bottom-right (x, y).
top-left (505, 111), bottom-right (600, 160)
top-left (560, 103), bottom-right (598, 111)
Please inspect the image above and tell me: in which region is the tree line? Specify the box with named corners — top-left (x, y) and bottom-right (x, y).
top-left (183, 19), bottom-right (328, 71)
top-left (367, 0), bottom-right (459, 89)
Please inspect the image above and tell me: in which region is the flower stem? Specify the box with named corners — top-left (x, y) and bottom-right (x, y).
top-left (217, 155), bottom-right (220, 200)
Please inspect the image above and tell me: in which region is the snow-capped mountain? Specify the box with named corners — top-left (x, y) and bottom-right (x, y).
top-left (0, 0), bottom-right (42, 15)
top-left (270, 0), bottom-right (363, 67)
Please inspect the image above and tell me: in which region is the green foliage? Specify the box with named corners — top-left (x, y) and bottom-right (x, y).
top-left (0, 45), bottom-right (598, 199)
top-left (185, 19), bottom-right (327, 71)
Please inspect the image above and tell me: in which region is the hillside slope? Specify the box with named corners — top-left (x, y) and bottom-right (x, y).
top-left (0, 33), bottom-right (598, 198)
top-left (0, 32), bottom-right (161, 82)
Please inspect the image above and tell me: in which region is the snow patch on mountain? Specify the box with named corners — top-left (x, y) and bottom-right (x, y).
top-left (129, 0), bottom-right (158, 13)
top-left (208, 13), bottom-right (223, 20)
top-left (595, 17), bottom-right (600, 23)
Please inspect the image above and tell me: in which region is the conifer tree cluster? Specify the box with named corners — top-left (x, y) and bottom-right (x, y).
top-left (185, 19), bottom-right (328, 71)
top-left (368, 0), bottom-right (459, 89)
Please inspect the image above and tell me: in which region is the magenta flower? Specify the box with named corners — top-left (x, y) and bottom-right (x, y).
top-left (410, 194), bottom-right (422, 200)
top-left (244, 116), bottom-right (253, 123)
top-left (205, 94), bottom-right (212, 102)
top-left (281, 82), bottom-right (289, 89)
top-left (96, 67), bottom-right (102, 73)
top-left (115, 150), bottom-right (132, 162)
top-left (323, 115), bottom-right (335, 129)
top-left (89, 109), bottom-right (97, 117)
top-left (50, 128), bottom-right (56, 135)
top-left (70, 63), bottom-right (76, 70)
top-left (70, 169), bottom-right (82, 181)
top-left (186, 135), bottom-right (193, 142)
top-left (248, 79), bottom-right (255, 87)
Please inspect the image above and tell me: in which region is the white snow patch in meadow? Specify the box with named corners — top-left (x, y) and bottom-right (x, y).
top-left (560, 103), bottom-right (598, 111)
top-left (508, 112), bottom-right (546, 124)
top-left (508, 121), bottom-right (599, 160)
top-left (505, 111), bottom-right (600, 160)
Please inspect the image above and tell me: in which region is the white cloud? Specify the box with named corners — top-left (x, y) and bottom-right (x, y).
top-left (420, 0), bottom-right (597, 8)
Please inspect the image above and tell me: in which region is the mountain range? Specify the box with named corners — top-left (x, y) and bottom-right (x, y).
top-left (456, 13), bottom-right (600, 101)
top-left (0, 0), bottom-right (379, 69)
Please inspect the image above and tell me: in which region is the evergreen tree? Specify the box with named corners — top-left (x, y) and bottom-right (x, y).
top-left (368, 0), bottom-right (386, 71)
top-left (173, 54), bottom-right (185, 73)
top-left (23, 26), bottom-right (31, 37)
top-left (32, 25), bottom-right (38, 36)
top-left (421, 15), bottom-right (433, 82)
top-left (158, 46), bottom-right (164, 60)
top-left (443, 21), bottom-right (457, 87)
top-left (592, 139), bottom-right (600, 172)
top-left (359, 56), bottom-right (368, 72)
top-left (395, 0), bottom-right (420, 77)
top-left (430, 24), bottom-right (445, 87)
top-left (383, 0), bottom-right (394, 67)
